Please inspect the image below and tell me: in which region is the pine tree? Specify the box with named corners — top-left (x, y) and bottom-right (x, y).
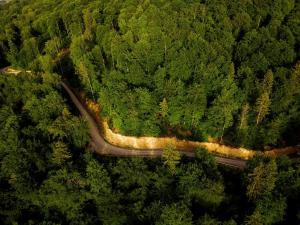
top-left (256, 92), bottom-right (271, 125)
top-left (261, 70), bottom-right (274, 92)
top-left (51, 141), bottom-right (71, 165)
top-left (239, 103), bottom-right (249, 129)
top-left (159, 98), bottom-right (168, 119)
top-left (78, 61), bottom-right (96, 101)
top-left (83, 9), bottom-right (96, 41)
top-left (246, 160), bottom-right (278, 201)
top-left (162, 144), bottom-right (181, 174)
top-left (256, 70), bottom-right (273, 125)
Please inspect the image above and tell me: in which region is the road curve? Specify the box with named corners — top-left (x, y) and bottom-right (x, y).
top-left (61, 81), bottom-right (247, 169)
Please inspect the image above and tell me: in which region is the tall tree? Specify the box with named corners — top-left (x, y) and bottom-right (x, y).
top-left (162, 145), bottom-right (181, 174)
top-left (246, 160), bottom-right (278, 201)
top-left (155, 203), bottom-right (193, 225)
top-left (256, 70), bottom-right (274, 125)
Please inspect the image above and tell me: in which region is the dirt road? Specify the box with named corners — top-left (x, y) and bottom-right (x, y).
top-left (0, 65), bottom-right (294, 169)
top-left (61, 81), bottom-right (247, 169)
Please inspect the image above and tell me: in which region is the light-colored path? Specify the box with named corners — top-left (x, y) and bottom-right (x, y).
top-left (2, 66), bottom-right (297, 169)
top-left (61, 81), bottom-right (247, 169)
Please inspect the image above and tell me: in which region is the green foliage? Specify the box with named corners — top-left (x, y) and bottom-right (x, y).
top-left (256, 70), bottom-right (274, 125)
top-left (51, 141), bottom-right (71, 165)
top-left (246, 160), bottom-right (278, 201)
top-left (245, 196), bottom-right (287, 225)
top-left (159, 97), bottom-right (168, 119)
top-left (0, 0), bottom-right (294, 149)
top-left (162, 144), bottom-right (181, 174)
top-left (155, 203), bottom-right (193, 225)
top-left (244, 157), bottom-right (299, 224)
top-left (0, 70), bottom-right (299, 224)
top-left (0, 0), bottom-right (300, 224)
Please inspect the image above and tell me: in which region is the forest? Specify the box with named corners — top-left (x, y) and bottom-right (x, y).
top-left (0, 68), bottom-right (299, 224)
top-left (0, 0), bottom-right (299, 224)
top-left (1, 0), bottom-right (300, 149)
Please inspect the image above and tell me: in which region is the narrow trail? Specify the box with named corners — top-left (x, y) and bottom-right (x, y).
top-left (61, 81), bottom-right (247, 169)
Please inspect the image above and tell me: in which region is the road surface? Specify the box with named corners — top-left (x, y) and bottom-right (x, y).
top-left (0, 66), bottom-right (248, 169)
top-left (61, 81), bottom-right (247, 169)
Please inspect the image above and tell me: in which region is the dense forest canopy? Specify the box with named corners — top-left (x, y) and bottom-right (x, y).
top-left (0, 0), bottom-right (300, 149)
top-left (0, 70), bottom-right (299, 224)
top-left (0, 0), bottom-right (300, 224)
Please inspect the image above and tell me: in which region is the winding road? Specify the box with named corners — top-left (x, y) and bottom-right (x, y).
top-left (2, 66), bottom-right (297, 169)
top-left (61, 82), bottom-right (247, 169)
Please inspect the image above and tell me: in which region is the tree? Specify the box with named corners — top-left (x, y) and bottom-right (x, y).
top-left (246, 160), bottom-right (278, 201)
top-left (44, 36), bottom-right (62, 58)
top-left (245, 196), bottom-right (287, 225)
top-left (197, 214), bottom-right (231, 225)
top-left (256, 92), bottom-right (271, 125)
top-left (245, 210), bottom-right (264, 225)
top-left (206, 78), bottom-right (240, 141)
top-left (159, 97), bottom-right (168, 119)
top-left (239, 103), bottom-right (250, 130)
top-left (83, 9), bottom-right (96, 41)
top-left (162, 145), bottom-right (181, 174)
top-left (183, 84), bottom-right (206, 129)
top-left (282, 61), bottom-right (300, 108)
top-left (19, 37), bottom-right (39, 67)
top-left (79, 60), bottom-right (96, 100)
top-left (39, 54), bottom-right (54, 72)
top-left (51, 141), bottom-right (71, 165)
top-left (177, 161), bottom-right (224, 208)
top-left (85, 155), bottom-right (125, 225)
top-left (155, 203), bottom-right (193, 225)
top-left (112, 158), bottom-right (154, 216)
top-left (256, 70), bottom-right (273, 125)
top-left (37, 168), bottom-right (87, 222)
top-left (68, 118), bottom-right (89, 149)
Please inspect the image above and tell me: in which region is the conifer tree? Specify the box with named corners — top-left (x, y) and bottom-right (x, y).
top-left (256, 70), bottom-right (273, 125)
